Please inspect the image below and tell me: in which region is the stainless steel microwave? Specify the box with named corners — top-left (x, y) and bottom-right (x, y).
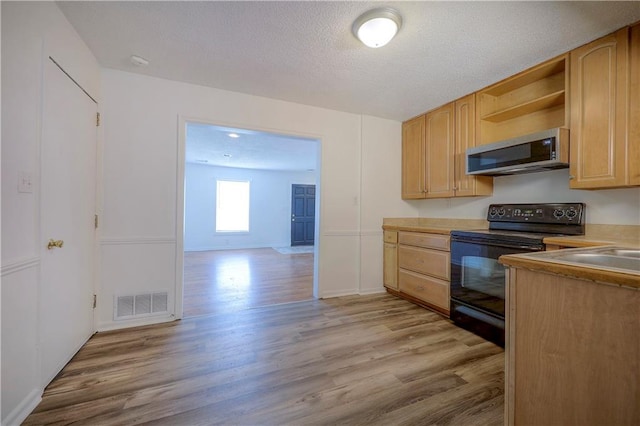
top-left (466, 128), bottom-right (569, 176)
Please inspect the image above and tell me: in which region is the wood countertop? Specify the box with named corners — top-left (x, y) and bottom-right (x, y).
top-left (382, 218), bottom-right (487, 234)
top-left (384, 219), bottom-right (640, 287)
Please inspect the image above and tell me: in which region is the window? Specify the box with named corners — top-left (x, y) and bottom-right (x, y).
top-left (216, 180), bottom-right (250, 232)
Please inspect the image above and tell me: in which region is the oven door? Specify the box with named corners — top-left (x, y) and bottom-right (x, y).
top-left (450, 238), bottom-right (541, 318)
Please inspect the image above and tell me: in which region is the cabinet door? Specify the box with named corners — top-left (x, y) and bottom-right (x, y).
top-left (425, 103), bottom-right (455, 198)
top-left (402, 115), bottom-right (426, 199)
top-left (630, 23), bottom-right (640, 185)
top-left (570, 28), bottom-right (629, 188)
top-left (454, 94), bottom-right (493, 197)
top-left (383, 243), bottom-right (398, 290)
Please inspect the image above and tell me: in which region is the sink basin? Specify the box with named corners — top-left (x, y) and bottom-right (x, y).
top-left (556, 253), bottom-right (640, 271)
top-left (602, 249), bottom-right (640, 259)
top-left (531, 246), bottom-right (640, 274)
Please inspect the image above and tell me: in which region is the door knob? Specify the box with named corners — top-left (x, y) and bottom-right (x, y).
top-left (47, 239), bottom-right (64, 250)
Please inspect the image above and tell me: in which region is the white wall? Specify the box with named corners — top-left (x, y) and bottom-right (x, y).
top-left (98, 68), bottom-right (406, 330)
top-left (359, 116), bottom-right (418, 293)
top-left (184, 164), bottom-right (316, 251)
top-left (1, 2), bottom-right (101, 424)
top-left (413, 169), bottom-right (640, 224)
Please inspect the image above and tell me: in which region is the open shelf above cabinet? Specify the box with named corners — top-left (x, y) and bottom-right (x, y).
top-left (481, 90), bottom-right (565, 123)
top-left (477, 54), bottom-right (569, 145)
top-left (481, 59), bottom-right (566, 96)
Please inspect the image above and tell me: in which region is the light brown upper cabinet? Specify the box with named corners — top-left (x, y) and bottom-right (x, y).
top-left (425, 103), bottom-right (455, 198)
top-left (401, 97), bottom-right (493, 200)
top-left (570, 26), bottom-right (639, 188)
top-left (401, 115), bottom-right (426, 199)
top-left (454, 94), bottom-right (493, 197)
top-left (476, 54), bottom-right (569, 146)
top-left (629, 23), bottom-right (640, 186)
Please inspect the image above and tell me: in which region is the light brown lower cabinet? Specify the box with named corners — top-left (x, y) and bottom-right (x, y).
top-left (505, 267), bottom-right (639, 425)
top-left (384, 231), bottom-right (451, 316)
top-left (398, 269), bottom-right (449, 312)
top-left (383, 231), bottom-right (398, 290)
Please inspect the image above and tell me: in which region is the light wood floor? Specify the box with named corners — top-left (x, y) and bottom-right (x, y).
top-left (24, 294), bottom-right (504, 425)
top-left (183, 248), bottom-right (314, 317)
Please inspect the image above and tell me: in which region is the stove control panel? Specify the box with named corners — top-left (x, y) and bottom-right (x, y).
top-left (487, 203), bottom-right (585, 224)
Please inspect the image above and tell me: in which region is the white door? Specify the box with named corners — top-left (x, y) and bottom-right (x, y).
top-left (40, 58), bottom-right (97, 385)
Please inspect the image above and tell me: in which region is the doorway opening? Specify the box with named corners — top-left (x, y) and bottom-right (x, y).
top-left (178, 120), bottom-right (320, 318)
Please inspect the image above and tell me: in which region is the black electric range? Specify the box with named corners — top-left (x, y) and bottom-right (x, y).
top-left (449, 203), bottom-right (585, 346)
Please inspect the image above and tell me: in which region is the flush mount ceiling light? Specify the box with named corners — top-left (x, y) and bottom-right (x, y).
top-left (352, 7), bottom-right (402, 48)
top-left (130, 55), bottom-right (149, 66)
top-left (228, 133), bottom-right (239, 138)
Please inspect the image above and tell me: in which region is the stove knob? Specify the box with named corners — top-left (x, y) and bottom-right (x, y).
top-left (497, 208), bottom-right (506, 217)
top-left (566, 208), bottom-right (578, 219)
top-left (553, 209), bottom-right (565, 218)
top-left (489, 207), bottom-right (498, 217)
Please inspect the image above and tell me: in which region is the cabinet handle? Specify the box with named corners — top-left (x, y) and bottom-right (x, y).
top-left (569, 175), bottom-right (575, 180)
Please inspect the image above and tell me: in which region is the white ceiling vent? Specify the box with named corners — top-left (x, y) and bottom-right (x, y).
top-left (114, 292), bottom-right (169, 320)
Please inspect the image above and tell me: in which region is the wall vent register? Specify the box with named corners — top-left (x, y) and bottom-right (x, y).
top-left (114, 292), bottom-right (168, 320)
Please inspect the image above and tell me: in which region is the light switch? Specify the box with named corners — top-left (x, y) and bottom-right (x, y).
top-left (18, 170), bottom-right (33, 193)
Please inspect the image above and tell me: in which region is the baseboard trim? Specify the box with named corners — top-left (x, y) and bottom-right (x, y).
top-left (2, 388), bottom-right (42, 426)
top-left (319, 288), bottom-right (387, 299)
top-left (358, 287), bottom-right (387, 295)
top-left (319, 289), bottom-right (358, 299)
top-left (96, 314), bottom-right (176, 332)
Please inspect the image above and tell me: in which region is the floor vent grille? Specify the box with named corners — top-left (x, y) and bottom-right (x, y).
top-left (114, 292), bottom-right (169, 320)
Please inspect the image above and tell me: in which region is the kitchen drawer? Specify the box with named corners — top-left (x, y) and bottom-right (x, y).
top-left (399, 269), bottom-right (449, 310)
top-left (398, 245), bottom-right (450, 280)
top-left (398, 231), bottom-right (450, 251)
top-left (383, 230), bottom-right (398, 244)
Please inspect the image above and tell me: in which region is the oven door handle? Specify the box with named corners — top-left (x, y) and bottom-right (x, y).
top-left (451, 237), bottom-right (544, 251)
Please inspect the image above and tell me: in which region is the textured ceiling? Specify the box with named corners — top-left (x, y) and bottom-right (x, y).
top-left (185, 123), bottom-right (318, 171)
top-left (57, 1), bottom-right (640, 171)
top-left (57, 1), bottom-right (640, 122)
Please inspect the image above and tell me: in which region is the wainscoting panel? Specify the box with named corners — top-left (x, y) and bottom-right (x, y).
top-left (317, 231), bottom-right (360, 298)
top-left (359, 231), bottom-right (385, 295)
top-left (1, 258), bottom-right (42, 425)
top-left (98, 238), bottom-right (176, 331)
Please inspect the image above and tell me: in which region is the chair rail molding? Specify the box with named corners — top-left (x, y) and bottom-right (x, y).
top-left (100, 237), bottom-right (177, 245)
top-left (1, 256), bottom-right (40, 277)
